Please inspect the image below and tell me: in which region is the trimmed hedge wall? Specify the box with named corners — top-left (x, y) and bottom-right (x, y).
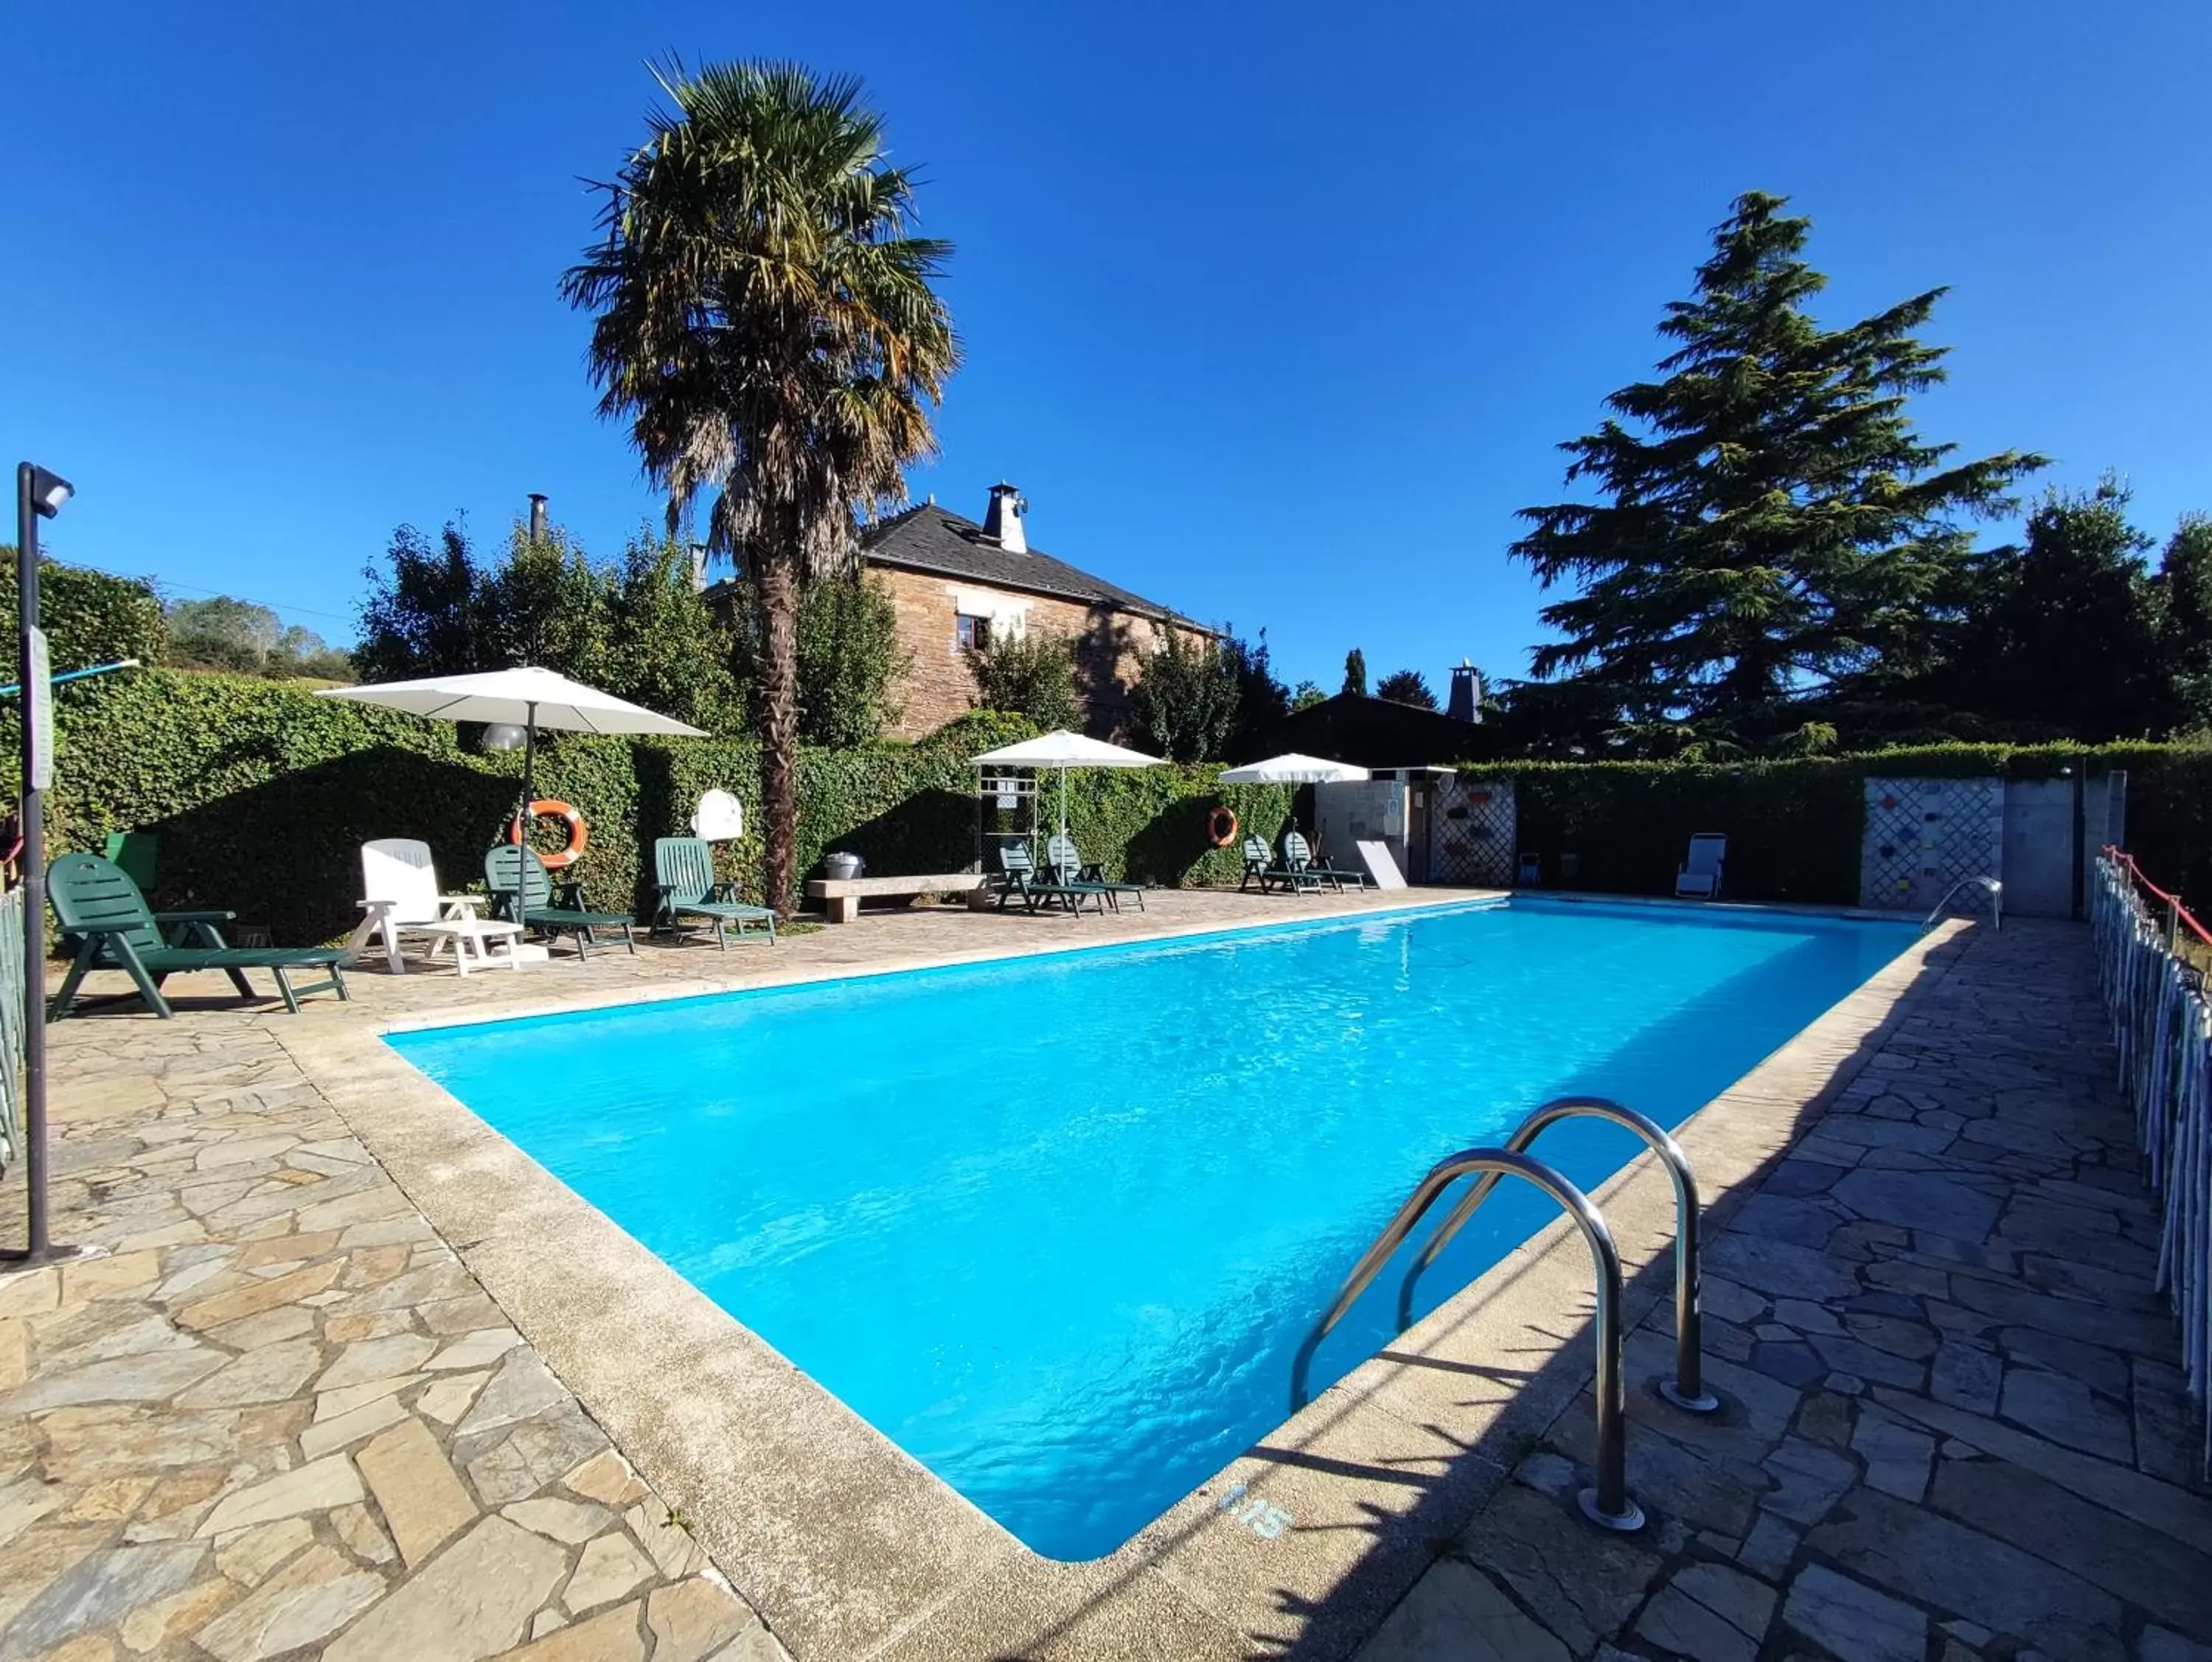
top-left (23, 668), bottom-right (2212, 942)
top-left (33, 670), bottom-right (1295, 945)
top-left (1494, 741), bottom-right (2212, 907)
top-left (2117, 751), bottom-right (2212, 911)
top-left (1505, 759), bottom-right (1865, 903)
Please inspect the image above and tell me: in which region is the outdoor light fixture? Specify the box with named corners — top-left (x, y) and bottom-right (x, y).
top-left (9, 461), bottom-right (81, 1265)
top-left (481, 723), bottom-right (527, 753)
top-left (25, 465), bottom-right (71, 519)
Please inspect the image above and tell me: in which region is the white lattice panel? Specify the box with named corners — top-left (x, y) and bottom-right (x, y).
top-left (1860, 776), bottom-right (2003, 912)
top-left (1430, 778), bottom-right (1517, 887)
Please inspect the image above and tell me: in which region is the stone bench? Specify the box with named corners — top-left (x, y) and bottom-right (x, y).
top-left (806, 872), bottom-right (992, 923)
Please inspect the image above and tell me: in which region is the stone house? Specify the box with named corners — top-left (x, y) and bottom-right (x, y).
top-left (712, 484), bottom-right (1212, 740)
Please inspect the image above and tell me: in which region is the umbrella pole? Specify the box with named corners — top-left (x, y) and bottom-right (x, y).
top-left (513, 702), bottom-right (537, 922)
top-left (1060, 767), bottom-right (1068, 843)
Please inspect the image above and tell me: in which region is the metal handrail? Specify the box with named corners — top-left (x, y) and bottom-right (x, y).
top-left (1288, 1147), bottom-right (1644, 1532)
top-left (1921, 874), bottom-right (2002, 932)
top-left (1395, 1096), bottom-right (1719, 1415)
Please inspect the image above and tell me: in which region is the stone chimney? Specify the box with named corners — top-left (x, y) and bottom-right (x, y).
top-left (1447, 659), bottom-right (1483, 723)
top-left (981, 483), bottom-right (1028, 553)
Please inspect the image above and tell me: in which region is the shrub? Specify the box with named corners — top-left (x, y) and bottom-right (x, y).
top-left (0, 550), bottom-right (167, 672)
top-left (793, 574), bottom-right (907, 745)
top-left (1132, 628), bottom-right (1239, 761)
top-left (967, 632), bottom-right (1080, 731)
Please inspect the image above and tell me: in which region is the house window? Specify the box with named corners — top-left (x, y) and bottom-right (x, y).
top-left (956, 612), bottom-right (990, 650)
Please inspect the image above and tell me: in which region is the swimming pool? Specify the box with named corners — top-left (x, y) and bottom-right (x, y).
top-left (389, 897), bottom-right (1916, 1561)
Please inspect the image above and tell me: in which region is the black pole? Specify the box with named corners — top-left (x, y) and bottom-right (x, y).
top-left (15, 466), bottom-right (49, 1261)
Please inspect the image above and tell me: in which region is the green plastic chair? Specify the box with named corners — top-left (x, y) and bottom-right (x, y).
top-left (653, 838), bottom-right (775, 949)
top-left (484, 845), bottom-right (636, 960)
top-left (1045, 834), bottom-right (1144, 912)
top-left (1239, 834), bottom-right (1318, 894)
top-left (102, 830), bottom-right (158, 897)
top-left (1282, 830), bottom-right (1368, 893)
top-left (46, 852), bottom-right (348, 1019)
top-left (995, 842), bottom-right (1101, 914)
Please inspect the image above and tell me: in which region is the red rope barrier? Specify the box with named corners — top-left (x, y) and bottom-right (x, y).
top-left (2104, 845), bottom-right (2212, 950)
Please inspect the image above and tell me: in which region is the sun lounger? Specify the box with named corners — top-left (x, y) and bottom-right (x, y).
top-left (1676, 833), bottom-right (1726, 900)
top-left (1046, 834), bottom-right (1144, 912)
top-left (1239, 834), bottom-right (1321, 894)
top-left (353, 838), bottom-right (524, 974)
top-left (997, 842), bottom-right (1105, 914)
top-left (1282, 831), bottom-right (1368, 893)
top-left (654, 836), bottom-right (776, 948)
top-left (485, 844), bottom-right (636, 959)
top-left (47, 852), bottom-right (349, 1018)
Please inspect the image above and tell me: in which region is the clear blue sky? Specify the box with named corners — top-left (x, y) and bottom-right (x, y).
top-left (8, 1), bottom-right (2207, 692)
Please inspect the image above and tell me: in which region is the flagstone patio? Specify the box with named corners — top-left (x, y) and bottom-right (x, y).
top-left (1351, 917), bottom-right (2212, 1662)
top-left (0, 890), bottom-right (2202, 1661)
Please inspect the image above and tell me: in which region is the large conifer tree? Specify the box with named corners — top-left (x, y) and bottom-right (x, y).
top-left (1512, 192), bottom-right (2042, 752)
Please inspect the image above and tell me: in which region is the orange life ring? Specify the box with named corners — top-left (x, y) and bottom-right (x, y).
top-left (509, 799), bottom-right (588, 869)
top-left (1206, 805), bottom-right (1239, 848)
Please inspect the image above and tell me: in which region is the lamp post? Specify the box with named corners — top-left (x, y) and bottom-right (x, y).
top-left (8, 462), bottom-right (77, 1266)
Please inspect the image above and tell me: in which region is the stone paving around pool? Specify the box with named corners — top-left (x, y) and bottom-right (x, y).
top-left (1354, 919), bottom-right (2212, 1662)
top-left (0, 884), bottom-right (1454, 1661)
top-left (0, 889), bottom-right (2205, 1661)
top-left (0, 1027), bottom-right (780, 1662)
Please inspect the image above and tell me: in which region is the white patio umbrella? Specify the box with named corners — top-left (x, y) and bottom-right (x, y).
top-left (318, 665), bottom-right (708, 823)
top-left (970, 729), bottom-right (1163, 841)
top-left (1218, 754), bottom-right (1369, 847)
top-left (1216, 753), bottom-right (1369, 786)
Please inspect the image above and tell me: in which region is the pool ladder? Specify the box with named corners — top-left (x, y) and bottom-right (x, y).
top-left (1922, 874), bottom-right (2002, 931)
top-left (1287, 1096), bottom-right (1717, 1534)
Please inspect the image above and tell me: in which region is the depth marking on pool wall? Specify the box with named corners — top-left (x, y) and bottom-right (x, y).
top-left (1217, 1481), bottom-right (1293, 1540)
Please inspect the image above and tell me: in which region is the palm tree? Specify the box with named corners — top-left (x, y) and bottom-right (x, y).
top-left (563, 60), bottom-right (956, 911)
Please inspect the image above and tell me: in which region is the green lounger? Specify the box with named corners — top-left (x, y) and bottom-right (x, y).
top-left (1239, 834), bottom-right (1320, 894)
top-left (1045, 835), bottom-right (1144, 912)
top-left (102, 830), bottom-right (159, 897)
top-left (1282, 831), bottom-right (1368, 893)
top-left (996, 842), bottom-right (1103, 914)
top-left (653, 837), bottom-right (776, 949)
top-left (47, 852), bottom-right (348, 1019)
top-left (484, 845), bottom-right (636, 960)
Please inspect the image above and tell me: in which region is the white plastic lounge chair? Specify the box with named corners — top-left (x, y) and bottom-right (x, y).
top-left (353, 838), bottom-right (524, 974)
top-left (1676, 833), bottom-right (1727, 900)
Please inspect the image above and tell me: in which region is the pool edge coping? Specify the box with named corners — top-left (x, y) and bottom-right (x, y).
top-left (268, 895), bottom-right (1969, 1661)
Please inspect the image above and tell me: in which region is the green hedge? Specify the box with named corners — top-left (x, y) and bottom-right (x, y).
top-left (1503, 759), bottom-right (1865, 903)
top-left (26, 667), bottom-right (2212, 942)
top-left (2115, 751), bottom-right (2212, 910)
top-left (32, 670), bottom-right (1295, 945)
top-left (1492, 741), bottom-right (2212, 906)
top-left (0, 552), bottom-right (167, 672)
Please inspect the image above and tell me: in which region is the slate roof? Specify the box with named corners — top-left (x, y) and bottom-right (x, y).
top-left (858, 504), bottom-right (1205, 628)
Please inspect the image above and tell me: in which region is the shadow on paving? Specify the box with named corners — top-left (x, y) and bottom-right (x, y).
top-left (114, 748), bottom-right (518, 945)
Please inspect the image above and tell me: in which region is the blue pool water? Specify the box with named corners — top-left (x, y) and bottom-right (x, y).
top-left (389, 898), bottom-right (1915, 1560)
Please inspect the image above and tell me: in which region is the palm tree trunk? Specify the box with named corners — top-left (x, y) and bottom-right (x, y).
top-left (757, 547), bottom-right (802, 917)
